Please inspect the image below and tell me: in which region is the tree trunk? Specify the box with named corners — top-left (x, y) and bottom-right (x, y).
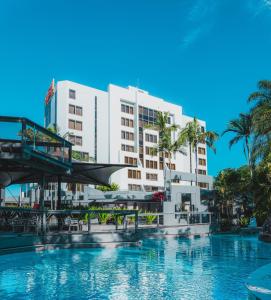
top-left (195, 143), bottom-right (198, 186)
top-left (189, 143), bottom-right (192, 186)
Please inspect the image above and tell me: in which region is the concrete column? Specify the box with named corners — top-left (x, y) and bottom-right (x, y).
top-left (0, 188), bottom-right (5, 207)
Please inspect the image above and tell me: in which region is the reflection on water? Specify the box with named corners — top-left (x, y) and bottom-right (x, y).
top-left (0, 235), bottom-right (271, 300)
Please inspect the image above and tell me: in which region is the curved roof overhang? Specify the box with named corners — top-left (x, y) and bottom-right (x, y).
top-left (0, 161), bottom-right (133, 187)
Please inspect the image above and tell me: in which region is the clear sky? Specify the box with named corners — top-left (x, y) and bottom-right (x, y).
top-left (1, 0), bottom-right (271, 177)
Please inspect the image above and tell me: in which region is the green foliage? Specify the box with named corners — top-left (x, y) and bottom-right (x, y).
top-left (239, 216), bottom-right (249, 227)
top-left (96, 183), bottom-right (119, 192)
top-left (144, 213), bottom-right (157, 225)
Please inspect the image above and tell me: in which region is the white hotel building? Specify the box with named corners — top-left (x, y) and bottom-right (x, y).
top-left (45, 80), bottom-right (209, 193)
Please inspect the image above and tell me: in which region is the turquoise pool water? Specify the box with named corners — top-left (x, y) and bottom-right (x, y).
top-left (0, 235), bottom-right (271, 299)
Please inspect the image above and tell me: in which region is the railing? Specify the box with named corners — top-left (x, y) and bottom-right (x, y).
top-left (0, 208), bottom-right (212, 235)
top-left (137, 212), bottom-right (212, 228)
top-left (0, 116), bottom-right (72, 167)
top-left (0, 207), bottom-right (138, 234)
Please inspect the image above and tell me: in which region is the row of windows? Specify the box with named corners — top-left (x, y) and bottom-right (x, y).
top-left (121, 104), bottom-right (134, 115)
top-left (145, 146), bottom-right (157, 156)
top-left (138, 106), bottom-right (171, 125)
top-left (121, 117), bottom-right (134, 128)
top-left (68, 119), bottom-right (82, 131)
top-left (146, 173), bottom-right (158, 181)
top-left (146, 160), bottom-right (158, 169)
top-left (69, 104), bottom-right (82, 116)
top-left (198, 169), bottom-right (207, 175)
top-left (124, 156), bottom-right (137, 165)
top-left (198, 147), bottom-right (206, 155)
top-left (198, 182), bottom-right (209, 189)
top-left (128, 169), bottom-right (141, 179)
top-left (121, 144), bottom-right (135, 152)
top-left (68, 135), bottom-right (82, 146)
top-left (145, 133), bottom-right (157, 143)
top-left (121, 131), bottom-right (134, 141)
top-left (128, 184), bottom-right (142, 191)
top-left (199, 158), bottom-right (206, 166)
top-left (144, 185), bottom-right (163, 192)
top-left (166, 163), bottom-right (176, 170)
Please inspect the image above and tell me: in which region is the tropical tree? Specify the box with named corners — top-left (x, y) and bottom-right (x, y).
top-left (248, 80), bottom-right (271, 163)
top-left (145, 112), bottom-right (182, 191)
top-left (222, 113), bottom-right (253, 175)
top-left (179, 117), bottom-right (218, 185)
top-left (248, 80), bottom-right (271, 136)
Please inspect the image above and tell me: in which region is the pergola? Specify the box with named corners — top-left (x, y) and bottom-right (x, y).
top-left (0, 116), bottom-right (132, 209)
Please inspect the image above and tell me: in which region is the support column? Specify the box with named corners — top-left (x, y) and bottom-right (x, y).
top-left (40, 175), bottom-right (46, 233)
top-left (0, 187), bottom-right (5, 207)
top-left (57, 176), bottom-right (61, 210)
top-left (135, 211), bottom-right (138, 232)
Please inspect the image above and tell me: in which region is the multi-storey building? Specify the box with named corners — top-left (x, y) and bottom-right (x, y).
top-left (45, 80), bottom-right (208, 192)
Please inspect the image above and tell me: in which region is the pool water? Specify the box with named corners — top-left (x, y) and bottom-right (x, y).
top-left (0, 235), bottom-right (271, 300)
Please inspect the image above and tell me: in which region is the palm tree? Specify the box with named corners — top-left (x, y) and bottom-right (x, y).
top-left (222, 113), bottom-right (253, 175)
top-left (248, 80), bottom-right (271, 136)
top-left (145, 112), bottom-right (183, 191)
top-left (180, 117), bottom-right (218, 185)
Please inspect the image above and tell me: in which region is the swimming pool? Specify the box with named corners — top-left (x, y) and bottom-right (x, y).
top-left (0, 235), bottom-right (271, 299)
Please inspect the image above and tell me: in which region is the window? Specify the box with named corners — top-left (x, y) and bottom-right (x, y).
top-left (198, 182), bottom-right (209, 189)
top-left (145, 133), bottom-right (157, 143)
top-left (198, 169), bottom-right (207, 175)
top-left (145, 146), bottom-right (157, 156)
top-left (146, 173), bottom-right (158, 181)
top-left (68, 135), bottom-right (82, 146)
top-left (69, 104), bottom-right (75, 114)
top-left (144, 185), bottom-right (162, 192)
top-left (199, 158), bottom-right (206, 166)
top-left (76, 106), bottom-right (83, 116)
top-left (128, 184), bottom-right (142, 191)
top-left (121, 103), bottom-right (134, 115)
top-left (198, 147), bottom-right (206, 155)
top-left (146, 160), bottom-right (158, 169)
top-left (125, 156), bottom-right (137, 165)
top-left (72, 151), bottom-right (89, 162)
top-left (69, 89), bottom-right (76, 99)
top-left (69, 119), bottom-right (82, 131)
top-left (201, 126), bottom-right (205, 133)
top-left (121, 144), bottom-right (135, 152)
top-left (128, 169), bottom-right (141, 179)
top-left (121, 117), bottom-right (134, 128)
top-left (166, 163), bottom-right (176, 170)
top-left (121, 131), bottom-right (134, 141)
top-left (69, 105), bottom-right (83, 116)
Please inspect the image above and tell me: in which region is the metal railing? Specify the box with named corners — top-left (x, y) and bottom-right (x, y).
top-left (0, 116), bottom-right (72, 167)
top-left (0, 207), bottom-right (138, 234)
top-left (137, 212), bottom-right (212, 228)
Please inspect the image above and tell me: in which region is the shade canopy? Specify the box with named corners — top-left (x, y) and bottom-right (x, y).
top-left (0, 161), bottom-right (130, 187)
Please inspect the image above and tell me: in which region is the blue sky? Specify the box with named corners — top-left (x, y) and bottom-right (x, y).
top-left (1, 0), bottom-right (271, 178)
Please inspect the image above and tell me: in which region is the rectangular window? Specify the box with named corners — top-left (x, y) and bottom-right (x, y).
top-left (146, 173), bottom-right (158, 181)
top-left (199, 158), bottom-right (206, 166)
top-left (198, 147), bottom-right (206, 155)
top-left (69, 104), bottom-right (75, 114)
top-left (75, 121), bottom-right (82, 131)
top-left (198, 182), bottom-right (209, 189)
top-left (198, 169), bottom-right (207, 175)
top-left (145, 146), bottom-right (157, 156)
top-left (121, 131), bottom-right (134, 141)
top-left (76, 106), bottom-right (83, 116)
top-left (166, 163), bottom-right (176, 170)
top-left (146, 160), bottom-right (158, 169)
top-left (121, 103), bottom-right (134, 115)
top-left (68, 119), bottom-right (75, 129)
top-left (128, 184), bottom-right (142, 191)
top-left (69, 89), bottom-right (76, 99)
top-left (145, 133), bottom-right (157, 143)
top-left (125, 156), bottom-right (137, 165)
top-left (121, 144), bottom-right (135, 152)
top-left (128, 169), bottom-right (141, 179)
top-left (68, 135), bottom-right (82, 146)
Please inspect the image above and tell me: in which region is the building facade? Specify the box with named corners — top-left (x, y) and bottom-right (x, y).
top-left (45, 80), bottom-right (208, 192)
